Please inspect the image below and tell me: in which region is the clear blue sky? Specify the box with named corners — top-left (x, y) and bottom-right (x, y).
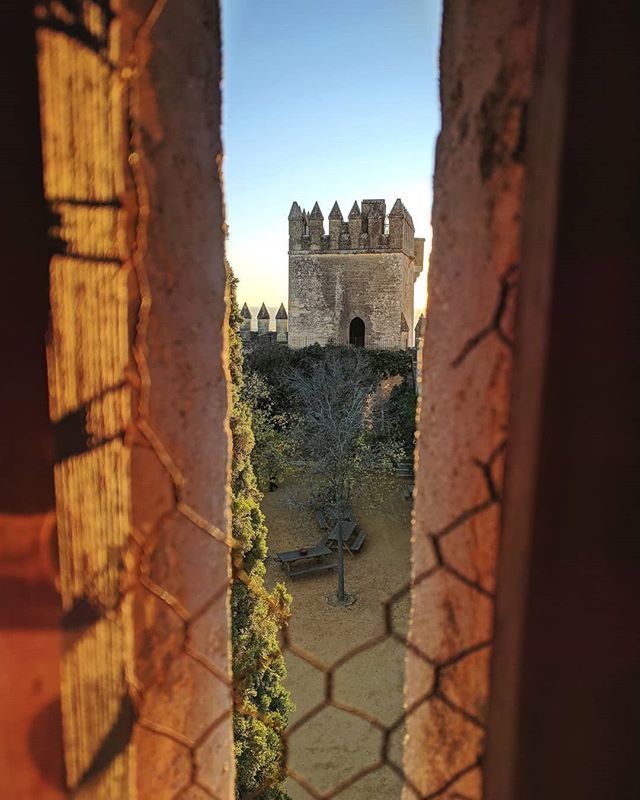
top-left (221, 0), bottom-right (442, 321)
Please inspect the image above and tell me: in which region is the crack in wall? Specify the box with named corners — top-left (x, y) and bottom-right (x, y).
top-left (450, 265), bottom-right (518, 368)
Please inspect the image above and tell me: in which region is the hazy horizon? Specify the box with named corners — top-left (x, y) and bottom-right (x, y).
top-left (221, 0), bottom-right (442, 318)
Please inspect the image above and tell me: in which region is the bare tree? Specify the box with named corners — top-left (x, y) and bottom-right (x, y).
top-left (289, 348), bottom-right (401, 600)
top-left (289, 350), bottom-right (390, 504)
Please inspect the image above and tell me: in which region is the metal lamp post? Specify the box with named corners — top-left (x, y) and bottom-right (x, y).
top-left (336, 520), bottom-right (345, 603)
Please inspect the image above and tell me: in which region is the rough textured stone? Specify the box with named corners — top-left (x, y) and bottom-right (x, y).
top-left (439, 503), bottom-right (501, 593)
top-left (409, 572), bottom-right (494, 664)
top-left (446, 766), bottom-right (483, 799)
top-left (404, 0), bottom-right (538, 795)
top-left (404, 698), bottom-right (484, 797)
top-left (440, 646), bottom-right (492, 723)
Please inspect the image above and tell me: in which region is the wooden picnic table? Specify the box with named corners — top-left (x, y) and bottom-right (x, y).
top-left (327, 521), bottom-right (357, 550)
top-left (274, 544), bottom-right (335, 577)
top-left (350, 529), bottom-right (367, 553)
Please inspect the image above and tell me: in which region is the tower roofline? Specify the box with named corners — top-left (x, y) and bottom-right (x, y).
top-left (289, 198), bottom-right (420, 258)
top-left (288, 201), bottom-right (303, 220)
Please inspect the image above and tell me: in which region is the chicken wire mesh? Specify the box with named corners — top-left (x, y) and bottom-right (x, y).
top-left (36, 2), bottom-right (497, 799)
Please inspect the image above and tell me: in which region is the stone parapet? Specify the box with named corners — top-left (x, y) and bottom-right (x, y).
top-left (289, 198), bottom-right (423, 261)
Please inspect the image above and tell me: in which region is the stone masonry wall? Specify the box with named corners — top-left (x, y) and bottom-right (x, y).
top-left (289, 252), bottom-right (413, 349)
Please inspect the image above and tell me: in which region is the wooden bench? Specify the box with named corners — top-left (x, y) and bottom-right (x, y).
top-left (349, 530), bottom-right (367, 553)
top-left (289, 561), bottom-right (337, 578)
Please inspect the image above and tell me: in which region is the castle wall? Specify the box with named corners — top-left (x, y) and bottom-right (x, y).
top-left (403, 0), bottom-right (538, 795)
top-left (289, 252), bottom-right (412, 349)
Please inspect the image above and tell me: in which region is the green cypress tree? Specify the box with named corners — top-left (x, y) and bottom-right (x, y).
top-left (227, 267), bottom-right (293, 799)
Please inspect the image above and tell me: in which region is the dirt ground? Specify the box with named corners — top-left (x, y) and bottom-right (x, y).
top-left (262, 473), bottom-right (413, 799)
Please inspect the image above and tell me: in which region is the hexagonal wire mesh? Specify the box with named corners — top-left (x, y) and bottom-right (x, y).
top-left (234, 441), bottom-right (504, 800)
top-left (36, 2), bottom-right (505, 798)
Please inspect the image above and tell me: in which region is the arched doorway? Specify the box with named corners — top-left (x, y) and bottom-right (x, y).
top-left (349, 316), bottom-right (365, 347)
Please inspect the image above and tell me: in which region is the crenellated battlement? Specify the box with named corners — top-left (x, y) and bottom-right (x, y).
top-left (288, 198), bottom-right (421, 260)
top-left (239, 302), bottom-right (289, 346)
top-left (288, 195), bottom-right (424, 350)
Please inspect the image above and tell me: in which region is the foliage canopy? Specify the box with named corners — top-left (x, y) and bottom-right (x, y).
top-left (286, 347), bottom-right (405, 514)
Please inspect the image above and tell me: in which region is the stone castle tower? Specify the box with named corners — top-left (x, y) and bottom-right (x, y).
top-left (288, 198), bottom-right (424, 349)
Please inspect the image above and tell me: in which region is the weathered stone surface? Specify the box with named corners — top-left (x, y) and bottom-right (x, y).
top-left (439, 503), bottom-right (501, 593)
top-left (35, 1), bottom-right (233, 796)
top-left (405, 0), bottom-right (538, 794)
top-left (194, 723), bottom-right (235, 798)
top-left (175, 787), bottom-right (213, 800)
top-left (409, 572), bottom-right (493, 664)
top-left (187, 589), bottom-right (232, 679)
top-left (147, 512), bottom-right (228, 617)
top-left (133, 726), bottom-right (193, 798)
top-left (440, 646), bottom-right (492, 724)
top-left (0, 614), bottom-right (65, 799)
top-left (289, 251), bottom-right (417, 349)
top-left (403, 698), bottom-right (484, 797)
top-left (445, 766), bottom-right (483, 799)
top-left (130, 444), bottom-right (176, 536)
top-left (404, 651), bottom-right (436, 713)
top-left (125, 1), bottom-right (234, 794)
top-left (138, 654), bottom-right (230, 745)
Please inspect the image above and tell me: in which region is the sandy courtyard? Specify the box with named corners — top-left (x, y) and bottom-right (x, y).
top-left (262, 473), bottom-right (413, 799)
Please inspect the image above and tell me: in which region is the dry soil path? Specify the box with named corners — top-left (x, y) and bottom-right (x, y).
top-left (263, 474), bottom-right (413, 799)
